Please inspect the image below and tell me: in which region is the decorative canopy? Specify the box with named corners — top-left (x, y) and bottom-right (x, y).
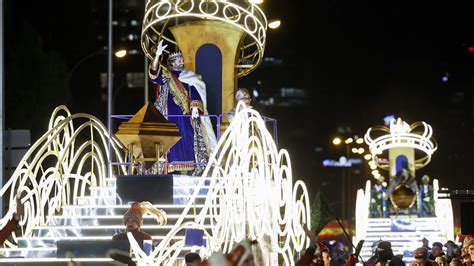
top-left (141, 0), bottom-right (268, 77)
top-left (364, 118), bottom-right (437, 170)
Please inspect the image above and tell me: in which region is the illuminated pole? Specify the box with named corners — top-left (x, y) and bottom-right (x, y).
top-left (341, 141), bottom-right (352, 221)
top-left (0, 0), bottom-right (4, 215)
top-left (144, 56), bottom-right (148, 104)
top-left (333, 137), bottom-right (360, 221)
top-left (342, 144), bottom-right (348, 221)
top-left (107, 0), bottom-right (113, 177)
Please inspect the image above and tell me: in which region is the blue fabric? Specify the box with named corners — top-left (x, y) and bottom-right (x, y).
top-left (184, 228), bottom-right (206, 247)
top-left (151, 69), bottom-right (203, 166)
top-left (168, 115), bottom-right (194, 164)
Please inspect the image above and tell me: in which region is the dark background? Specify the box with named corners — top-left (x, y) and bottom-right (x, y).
top-left (5, 0), bottom-right (474, 226)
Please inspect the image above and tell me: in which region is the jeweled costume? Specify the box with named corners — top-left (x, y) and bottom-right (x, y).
top-left (418, 176), bottom-right (435, 217)
top-left (370, 184), bottom-right (384, 218)
top-left (149, 57), bottom-right (216, 174)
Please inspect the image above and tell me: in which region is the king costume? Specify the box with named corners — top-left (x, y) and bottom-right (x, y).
top-left (149, 53), bottom-right (216, 174)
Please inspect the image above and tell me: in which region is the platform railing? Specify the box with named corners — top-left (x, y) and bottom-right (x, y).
top-left (110, 113), bottom-right (278, 172)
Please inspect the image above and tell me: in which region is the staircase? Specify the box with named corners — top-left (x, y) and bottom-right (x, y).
top-left (359, 217), bottom-right (449, 264)
top-left (0, 175), bottom-right (210, 265)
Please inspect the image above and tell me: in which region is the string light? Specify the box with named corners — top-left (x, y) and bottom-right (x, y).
top-left (129, 102), bottom-right (311, 265)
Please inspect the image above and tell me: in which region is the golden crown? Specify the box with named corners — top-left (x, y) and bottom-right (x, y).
top-left (168, 51), bottom-right (182, 61)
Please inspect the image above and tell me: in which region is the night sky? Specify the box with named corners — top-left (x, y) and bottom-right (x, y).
top-left (6, 0), bottom-right (474, 222)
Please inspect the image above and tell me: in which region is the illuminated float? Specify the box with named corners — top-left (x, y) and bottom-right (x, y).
top-left (0, 1), bottom-right (312, 264)
top-left (355, 118), bottom-right (453, 263)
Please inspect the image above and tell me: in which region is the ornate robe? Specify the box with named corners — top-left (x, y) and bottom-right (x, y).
top-left (150, 65), bottom-right (216, 173)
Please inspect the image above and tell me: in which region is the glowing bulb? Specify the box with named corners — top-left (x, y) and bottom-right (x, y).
top-left (358, 148), bottom-right (365, 154)
top-left (332, 137), bottom-right (342, 145)
top-left (115, 49), bottom-right (127, 58)
top-left (268, 20), bottom-right (281, 29)
top-left (364, 154), bottom-right (372, 160)
top-left (370, 164), bottom-right (377, 170)
top-left (356, 138), bottom-right (364, 144)
top-left (345, 138), bottom-right (353, 144)
top-left (352, 148), bottom-right (358, 153)
top-left (371, 170), bottom-right (379, 176)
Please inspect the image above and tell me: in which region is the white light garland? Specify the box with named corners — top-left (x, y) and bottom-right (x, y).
top-left (141, 0), bottom-right (268, 77)
top-left (354, 180), bottom-right (371, 245)
top-left (0, 106), bottom-right (127, 245)
top-left (364, 118), bottom-right (437, 170)
top-left (129, 102), bottom-right (311, 265)
top-left (433, 179), bottom-right (454, 241)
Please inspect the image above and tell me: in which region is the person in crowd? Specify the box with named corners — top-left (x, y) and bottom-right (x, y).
top-left (322, 247), bottom-right (333, 266)
top-left (0, 192), bottom-right (24, 245)
top-left (445, 240), bottom-right (460, 262)
top-left (435, 256), bottom-right (448, 266)
top-left (430, 242), bottom-right (446, 260)
top-left (112, 201), bottom-right (166, 241)
top-left (110, 202), bottom-right (166, 266)
top-left (296, 246), bottom-right (321, 265)
top-left (410, 247), bottom-right (438, 266)
top-left (461, 239), bottom-right (474, 265)
top-left (206, 239), bottom-right (260, 266)
top-left (297, 223), bottom-right (324, 266)
top-left (372, 241), bottom-right (405, 266)
top-left (423, 238), bottom-right (432, 251)
top-left (343, 252), bottom-right (361, 266)
top-left (331, 241), bottom-right (348, 265)
top-left (450, 258), bottom-right (462, 266)
top-left (185, 252), bottom-right (202, 266)
top-left (461, 238), bottom-right (473, 261)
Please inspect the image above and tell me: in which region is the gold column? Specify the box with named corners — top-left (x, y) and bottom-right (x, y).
top-left (170, 20), bottom-right (245, 113)
top-left (389, 147), bottom-right (416, 177)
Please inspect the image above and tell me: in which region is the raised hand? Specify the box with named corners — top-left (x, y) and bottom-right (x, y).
top-left (156, 40), bottom-right (168, 57)
top-left (151, 40), bottom-right (168, 71)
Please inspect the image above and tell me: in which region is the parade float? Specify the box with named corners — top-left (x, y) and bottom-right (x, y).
top-left (354, 118), bottom-right (454, 263)
top-left (0, 1), bottom-right (312, 265)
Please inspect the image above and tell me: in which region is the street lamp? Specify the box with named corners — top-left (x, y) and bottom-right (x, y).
top-left (268, 20), bottom-right (281, 29)
top-left (330, 135), bottom-right (371, 221)
top-left (331, 137), bottom-right (354, 221)
top-left (115, 49), bottom-right (127, 58)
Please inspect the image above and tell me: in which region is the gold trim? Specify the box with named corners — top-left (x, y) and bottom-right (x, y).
top-left (190, 100), bottom-right (204, 112)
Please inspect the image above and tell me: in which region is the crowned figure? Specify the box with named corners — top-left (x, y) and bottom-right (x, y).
top-left (149, 40), bottom-right (217, 175)
top-left (418, 175), bottom-right (435, 216)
